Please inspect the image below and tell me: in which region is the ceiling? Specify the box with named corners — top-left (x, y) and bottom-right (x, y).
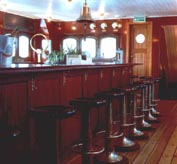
top-left (1, 0), bottom-right (177, 21)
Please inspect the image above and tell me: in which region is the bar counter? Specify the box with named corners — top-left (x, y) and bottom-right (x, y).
top-left (0, 62), bottom-right (132, 74)
top-left (0, 62), bottom-right (133, 164)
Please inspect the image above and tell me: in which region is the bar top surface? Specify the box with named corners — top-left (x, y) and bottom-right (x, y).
top-left (0, 62), bottom-right (136, 75)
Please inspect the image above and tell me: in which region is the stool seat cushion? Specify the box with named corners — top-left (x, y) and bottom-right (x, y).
top-left (96, 89), bottom-right (125, 99)
top-left (30, 105), bottom-right (75, 120)
top-left (70, 98), bottom-right (107, 108)
top-left (122, 86), bottom-right (137, 93)
top-left (0, 126), bottom-right (21, 140)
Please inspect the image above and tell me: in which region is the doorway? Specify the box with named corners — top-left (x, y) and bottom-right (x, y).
top-left (127, 22), bottom-right (152, 77)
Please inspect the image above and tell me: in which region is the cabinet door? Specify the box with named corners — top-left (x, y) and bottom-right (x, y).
top-left (112, 67), bottom-right (122, 88)
top-left (29, 72), bottom-right (61, 107)
top-left (120, 67), bottom-right (130, 87)
top-left (60, 70), bottom-right (83, 160)
top-left (83, 70), bottom-right (99, 97)
top-left (0, 79), bottom-right (28, 163)
top-left (99, 68), bottom-right (112, 91)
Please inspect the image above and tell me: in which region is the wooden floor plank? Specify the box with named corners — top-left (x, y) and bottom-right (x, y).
top-left (172, 148), bottom-right (177, 164)
top-left (132, 124), bottom-right (167, 164)
top-left (146, 103), bottom-right (177, 164)
top-left (159, 126), bottom-right (177, 164)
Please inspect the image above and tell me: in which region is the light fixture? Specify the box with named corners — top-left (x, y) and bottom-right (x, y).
top-left (77, 0), bottom-right (94, 39)
top-left (111, 21), bottom-right (122, 32)
top-left (40, 19), bottom-right (49, 36)
top-left (89, 23), bottom-right (96, 32)
top-left (112, 22), bottom-right (118, 32)
top-left (100, 22), bottom-right (107, 32)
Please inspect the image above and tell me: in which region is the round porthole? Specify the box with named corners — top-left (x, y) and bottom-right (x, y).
top-left (135, 34), bottom-right (145, 44)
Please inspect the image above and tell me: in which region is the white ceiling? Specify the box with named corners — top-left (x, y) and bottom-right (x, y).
top-left (1, 0), bottom-right (177, 21)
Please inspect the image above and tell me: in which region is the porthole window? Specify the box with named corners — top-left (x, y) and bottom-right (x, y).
top-left (135, 34), bottom-right (145, 44)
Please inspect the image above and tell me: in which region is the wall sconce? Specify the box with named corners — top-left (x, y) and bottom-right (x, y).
top-left (71, 25), bottom-right (77, 30)
top-left (112, 22), bottom-right (121, 32)
top-left (89, 23), bottom-right (96, 32)
top-left (100, 22), bottom-right (107, 32)
top-left (57, 23), bottom-right (62, 30)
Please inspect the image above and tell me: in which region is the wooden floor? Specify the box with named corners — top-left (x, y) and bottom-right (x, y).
top-left (62, 100), bottom-right (177, 164)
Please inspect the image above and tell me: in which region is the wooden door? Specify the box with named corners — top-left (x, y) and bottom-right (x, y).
top-left (0, 77), bottom-right (29, 164)
top-left (128, 22), bottom-right (152, 77)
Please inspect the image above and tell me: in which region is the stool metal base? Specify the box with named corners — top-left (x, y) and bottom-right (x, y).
top-left (133, 115), bottom-right (149, 139)
top-left (95, 152), bottom-right (129, 164)
top-left (151, 107), bottom-right (161, 117)
top-left (147, 111), bottom-right (160, 123)
top-left (143, 109), bottom-right (160, 124)
top-left (129, 128), bottom-right (149, 140)
top-left (115, 137), bottom-right (140, 152)
top-left (72, 143), bottom-right (104, 155)
top-left (138, 119), bottom-right (156, 131)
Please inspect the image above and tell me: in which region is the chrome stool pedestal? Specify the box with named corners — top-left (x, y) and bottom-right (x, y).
top-left (115, 87), bottom-right (140, 152)
top-left (95, 90), bottom-right (129, 164)
top-left (70, 98), bottom-right (107, 164)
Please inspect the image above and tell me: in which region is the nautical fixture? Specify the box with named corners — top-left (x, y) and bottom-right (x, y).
top-left (100, 22), bottom-right (107, 32)
top-left (77, 0), bottom-right (94, 39)
top-left (89, 23), bottom-right (96, 32)
top-left (77, 0), bottom-right (94, 23)
top-left (30, 33), bottom-right (49, 63)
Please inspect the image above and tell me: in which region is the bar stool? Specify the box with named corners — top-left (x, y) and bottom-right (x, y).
top-left (150, 77), bottom-right (161, 117)
top-left (29, 105), bottom-right (76, 164)
top-left (143, 80), bottom-right (159, 123)
top-left (133, 83), bottom-right (152, 131)
top-left (129, 84), bottom-right (148, 140)
top-left (129, 76), bottom-right (150, 131)
top-left (95, 90), bottom-right (129, 164)
top-left (70, 98), bottom-right (107, 164)
top-left (115, 87), bottom-right (140, 152)
top-left (0, 126), bottom-right (21, 164)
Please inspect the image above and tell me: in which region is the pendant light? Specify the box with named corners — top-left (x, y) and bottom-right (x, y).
top-left (77, 0), bottom-right (94, 40)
